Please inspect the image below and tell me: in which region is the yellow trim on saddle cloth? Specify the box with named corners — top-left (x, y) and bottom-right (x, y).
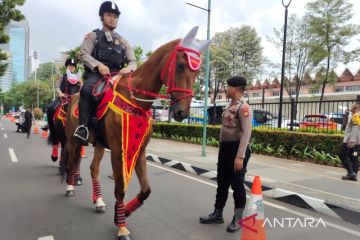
top-left (108, 93), bottom-right (152, 191)
top-left (57, 106), bottom-right (67, 126)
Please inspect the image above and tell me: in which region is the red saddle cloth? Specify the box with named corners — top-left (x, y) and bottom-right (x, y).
top-left (99, 88), bottom-right (153, 190)
top-left (72, 86), bottom-right (153, 190)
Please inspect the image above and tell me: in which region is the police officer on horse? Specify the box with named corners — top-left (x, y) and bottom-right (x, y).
top-left (73, 1), bottom-right (137, 145)
top-left (47, 58), bottom-right (82, 135)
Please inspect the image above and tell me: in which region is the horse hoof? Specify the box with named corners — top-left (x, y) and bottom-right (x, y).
top-left (51, 155), bottom-right (58, 162)
top-left (65, 190), bottom-right (75, 197)
top-left (95, 205), bottom-right (107, 213)
top-left (74, 176), bottom-right (82, 186)
top-left (75, 180), bottom-right (82, 186)
top-left (118, 234), bottom-right (132, 240)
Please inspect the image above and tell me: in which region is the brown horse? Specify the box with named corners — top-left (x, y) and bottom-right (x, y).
top-left (62, 27), bottom-right (210, 240)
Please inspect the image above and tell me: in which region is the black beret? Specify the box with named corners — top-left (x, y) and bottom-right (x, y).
top-left (227, 76), bottom-right (247, 87)
top-left (357, 95), bottom-right (360, 103)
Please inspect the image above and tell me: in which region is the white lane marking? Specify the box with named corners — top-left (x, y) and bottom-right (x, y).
top-left (38, 236), bottom-right (55, 240)
top-left (4, 133), bottom-right (7, 138)
top-left (1, 127), bottom-right (4, 130)
top-left (8, 148), bottom-right (18, 162)
top-left (148, 162), bottom-right (360, 238)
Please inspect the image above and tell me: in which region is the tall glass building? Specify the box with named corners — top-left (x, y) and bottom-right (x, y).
top-left (0, 20), bottom-right (29, 92)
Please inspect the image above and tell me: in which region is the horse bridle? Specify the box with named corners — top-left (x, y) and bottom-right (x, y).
top-left (125, 42), bottom-right (200, 105)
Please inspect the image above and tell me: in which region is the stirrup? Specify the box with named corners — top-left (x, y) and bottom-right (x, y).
top-left (73, 125), bottom-right (89, 141)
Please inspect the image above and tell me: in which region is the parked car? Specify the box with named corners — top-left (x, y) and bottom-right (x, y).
top-left (299, 114), bottom-right (340, 131)
top-left (322, 112), bottom-right (344, 125)
top-left (253, 109), bottom-right (298, 129)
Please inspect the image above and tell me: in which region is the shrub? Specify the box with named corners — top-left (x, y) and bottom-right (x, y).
top-left (33, 108), bottom-right (43, 120)
top-left (152, 122), bottom-right (343, 166)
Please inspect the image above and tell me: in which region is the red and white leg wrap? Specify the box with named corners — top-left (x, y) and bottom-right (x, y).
top-left (114, 202), bottom-right (126, 227)
top-left (125, 196), bottom-right (142, 217)
top-left (52, 144), bottom-right (58, 158)
top-left (75, 166), bottom-right (81, 177)
top-left (66, 168), bottom-right (75, 186)
top-left (92, 180), bottom-right (102, 203)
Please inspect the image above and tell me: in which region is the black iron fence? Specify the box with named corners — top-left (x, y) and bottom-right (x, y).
top-left (152, 99), bottom-right (357, 133)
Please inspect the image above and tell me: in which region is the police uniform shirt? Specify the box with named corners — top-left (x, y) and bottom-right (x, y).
top-left (344, 111), bottom-right (360, 145)
top-left (220, 97), bottom-right (252, 158)
top-left (79, 30), bottom-right (137, 72)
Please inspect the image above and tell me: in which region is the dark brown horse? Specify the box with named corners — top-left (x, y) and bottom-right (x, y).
top-left (47, 93), bottom-right (82, 185)
top-left (62, 27), bottom-right (210, 240)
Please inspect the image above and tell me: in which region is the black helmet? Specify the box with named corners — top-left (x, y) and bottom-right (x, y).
top-left (99, 1), bottom-right (121, 17)
top-left (65, 58), bottom-right (77, 67)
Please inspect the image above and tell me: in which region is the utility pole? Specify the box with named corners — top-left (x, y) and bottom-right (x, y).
top-left (187, 0), bottom-right (211, 157)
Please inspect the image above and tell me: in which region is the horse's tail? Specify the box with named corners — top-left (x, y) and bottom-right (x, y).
top-left (47, 107), bottom-right (60, 146)
top-left (47, 128), bottom-right (59, 146)
top-left (59, 148), bottom-right (68, 183)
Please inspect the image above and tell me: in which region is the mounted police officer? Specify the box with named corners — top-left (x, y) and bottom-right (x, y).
top-left (47, 58), bottom-right (82, 134)
top-left (73, 1), bottom-right (137, 145)
top-left (200, 76), bottom-right (252, 233)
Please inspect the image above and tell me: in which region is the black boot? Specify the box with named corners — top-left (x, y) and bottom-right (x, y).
top-left (226, 208), bottom-right (243, 233)
top-left (199, 209), bottom-right (224, 224)
top-left (342, 173), bottom-right (357, 181)
top-left (74, 98), bottom-right (91, 145)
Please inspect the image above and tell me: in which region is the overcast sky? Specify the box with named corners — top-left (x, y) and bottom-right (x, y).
top-left (19, 0), bottom-right (360, 76)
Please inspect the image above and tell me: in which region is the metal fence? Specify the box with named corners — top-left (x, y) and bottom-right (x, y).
top-left (151, 99), bottom-right (357, 133)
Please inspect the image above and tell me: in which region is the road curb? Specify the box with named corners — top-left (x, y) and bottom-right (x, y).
top-left (146, 153), bottom-right (360, 226)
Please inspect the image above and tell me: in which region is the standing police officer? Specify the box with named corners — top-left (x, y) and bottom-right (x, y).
top-left (74, 1), bottom-right (136, 144)
top-left (339, 102), bottom-right (360, 181)
top-left (200, 76), bottom-right (252, 233)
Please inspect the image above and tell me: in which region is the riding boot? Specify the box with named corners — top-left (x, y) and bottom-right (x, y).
top-left (199, 209), bottom-right (224, 224)
top-left (74, 97), bottom-right (90, 145)
top-left (226, 208), bottom-right (243, 233)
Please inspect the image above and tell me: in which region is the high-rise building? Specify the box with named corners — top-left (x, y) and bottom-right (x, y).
top-left (0, 20), bottom-right (30, 91)
top-left (0, 54), bottom-right (13, 92)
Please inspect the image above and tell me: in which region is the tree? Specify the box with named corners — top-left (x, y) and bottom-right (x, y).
top-left (0, 0), bottom-right (26, 76)
top-left (1, 80), bottom-right (52, 110)
top-left (133, 45), bottom-right (144, 66)
top-left (29, 62), bottom-right (54, 81)
top-left (209, 26), bottom-right (264, 105)
top-left (305, 0), bottom-right (360, 112)
top-left (268, 15), bottom-right (315, 102)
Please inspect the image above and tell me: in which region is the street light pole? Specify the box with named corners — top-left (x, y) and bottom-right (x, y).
top-left (33, 51), bottom-right (39, 108)
top-left (51, 61), bottom-right (55, 100)
top-left (278, 0), bottom-right (292, 128)
top-left (186, 0), bottom-right (211, 157)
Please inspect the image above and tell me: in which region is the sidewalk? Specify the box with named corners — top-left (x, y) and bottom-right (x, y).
top-left (147, 138), bottom-right (360, 225)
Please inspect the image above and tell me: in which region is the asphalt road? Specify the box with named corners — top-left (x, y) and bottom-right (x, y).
top-left (0, 118), bottom-right (359, 240)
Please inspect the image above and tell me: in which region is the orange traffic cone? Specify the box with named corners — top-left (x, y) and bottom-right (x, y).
top-left (42, 129), bottom-right (48, 139)
top-left (240, 176), bottom-right (266, 240)
top-left (33, 126), bottom-right (39, 134)
top-left (81, 146), bottom-right (87, 158)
